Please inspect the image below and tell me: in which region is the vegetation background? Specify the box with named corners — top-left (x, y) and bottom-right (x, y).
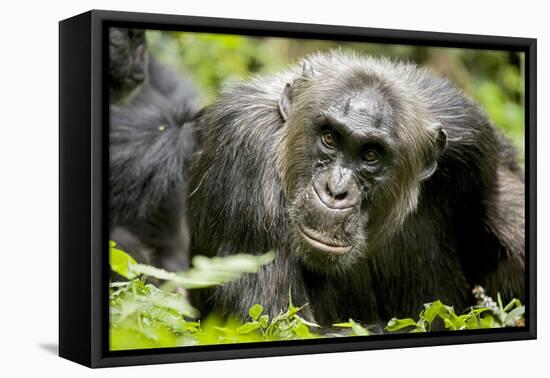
top-left (148, 31), bottom-right (526, 158)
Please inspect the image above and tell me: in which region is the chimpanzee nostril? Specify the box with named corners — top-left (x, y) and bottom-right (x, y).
top-left (334, 192), bottom-right (347, 201)
top-left (325, 183), bottom-right (332, 197)
top-left (326, 182), bottom-right (348, 201)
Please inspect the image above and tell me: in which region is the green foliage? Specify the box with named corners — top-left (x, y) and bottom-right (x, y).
top-left (333, 319), bottom-right (370, 336)
top-left (109, 242), bottom-right (277, 350)
top-left (110, 241), bottom-right (275, 289)
top-left (110, 279), bottom-right (201, 350)
top-left (147, 31), bottom-right (285, 98)
top-left (109, 240), bottom-right (137, 279)
top-left (385, 298), bottom-right (525, 333)
top-left (109, 243), bottom-right (524, 350)
top-left (196, 293), bottom-right (322, 344)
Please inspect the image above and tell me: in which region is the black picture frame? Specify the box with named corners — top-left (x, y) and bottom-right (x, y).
top-left (59, 9), bottom-right (537, 368)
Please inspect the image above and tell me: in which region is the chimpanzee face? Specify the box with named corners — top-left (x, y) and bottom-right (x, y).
top-left (109, 28), bottom-right (147, 102)
top-left (279, 63), bottom-right (447, 274)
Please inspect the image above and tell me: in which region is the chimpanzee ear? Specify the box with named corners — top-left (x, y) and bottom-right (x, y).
top-left (302, 59), bottom-right (316, 78)
top-left (278, 82), bottom-right (293, 122)
top-left (419, 127), bottom-right (448, 182)
top-left (279, 60), bottom-right (316, 122)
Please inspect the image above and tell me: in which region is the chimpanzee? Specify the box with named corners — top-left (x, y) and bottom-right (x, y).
top-left (108, 27), bottom-right (200, 112)
top-left (109, 28), bottom-right (147, 104)
top-left (108, 27), bottom-right (200, 271)
top-left (188, 51), bottom-right (525, 325)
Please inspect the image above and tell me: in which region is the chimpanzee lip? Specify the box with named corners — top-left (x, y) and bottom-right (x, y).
top-left (299, 226), bottom-right (352, 255)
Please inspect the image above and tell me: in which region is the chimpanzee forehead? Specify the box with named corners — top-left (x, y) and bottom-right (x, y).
top-left (322, 86), bottom-right (395, 134)
top-left (344, 87), bottom-right (387, 115)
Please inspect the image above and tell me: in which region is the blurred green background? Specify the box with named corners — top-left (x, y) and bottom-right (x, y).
top-left (148, 31), bottom-right (525, 158)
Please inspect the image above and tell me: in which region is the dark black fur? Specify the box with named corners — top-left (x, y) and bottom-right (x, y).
top-left (189, 51), bottom-right (524, 325)
top-left (109, 28), bottom-right (200, 271)
top-left (109, 28), bottom-right (147, 104)
top-left (108, 27), bottom-right (200, 113)
top-left (110, 100), bottom-right (197, 271)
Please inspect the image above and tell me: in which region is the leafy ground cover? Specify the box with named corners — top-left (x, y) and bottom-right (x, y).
top-left (109, 242), bottom-right (524, 350)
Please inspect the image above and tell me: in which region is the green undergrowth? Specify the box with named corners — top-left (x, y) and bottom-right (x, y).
top-left (109, 242), bottom-right (525, 350)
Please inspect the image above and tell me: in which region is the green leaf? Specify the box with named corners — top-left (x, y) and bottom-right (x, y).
top-left (333, 322), bottom-right (353, 328)
top-left (191, 251), bottom-right (275, 274)
top-left (479, 314), bottom-right (501, 329)
top-left (109, 243), bottom-right (137, 279)
top-left (293, 323), bottom-right (314, 338)
top-left (110, 281), bottom-right (131, 288)
top-left (470, 307), bottom-right (491, 315)
top-left (237, 322), bottom-right (261, 335)
top-left (131, 251), bottom-right (275, 289)
top-left (249, 304), bottom-right (264, 320)
top-left (294, 314), bottom-right (320, 328)
top-left (385, 318), bottom-right (418, 332)
top-left (423, 300), bottom-right (445, 323)
top-left (144, 287), bottom-right (199, 319)
top-left (213, 326), bottom-right (235, 335)
top-left (259, 314), bottom-right (269, 328)
top-left (443, 318), bottom-right (457, 330)
top-left (503, 298), bottom-right (522, 312)
top-left (350, 319), bottom-right (369, 336)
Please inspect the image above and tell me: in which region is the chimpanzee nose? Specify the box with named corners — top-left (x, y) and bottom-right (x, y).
top-left (327, 179), bottom-right (349, 200)
top-left (314, 166), bottom-right (361, 209)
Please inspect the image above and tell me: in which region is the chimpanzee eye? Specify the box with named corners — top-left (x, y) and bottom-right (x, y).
top-left (363, 142), bottom-right (386, 163)
top-left (364, 150), bottom-right (379, 162)
top-left (321, 131), bottom-right (337, 148)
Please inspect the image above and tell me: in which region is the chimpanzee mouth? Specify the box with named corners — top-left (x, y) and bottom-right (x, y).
top-left (299, 226), bottom-right (352, 255)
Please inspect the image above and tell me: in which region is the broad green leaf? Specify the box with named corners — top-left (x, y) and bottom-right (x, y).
top-left (237, 322), bottom-right (261, 335)
top-left (145, 290), bottom-right (199, 319)
top-left (350, 319), bottom-right (369, 336)
top-left (110, 321), bottom-right (178, 350)
top-left (479, 314), bottom-right (501, 329)
top-left (249, 304), bottom-right (264, 320)
top-left (294, 323), bottom-right (314, 338)
top-left (131, 251), bottom-right (275, 289)
top-left (213, 326), bottom-right (235, 335)
top-left (464, 317), bottom-right (480, 329)
top-left (109, 244), bottom-right (137, 279)
top-left (443, 314), bottom-right (466, 330)
top-left (191, 251), bottom-right (275, 274)
top-left (423, 301), bottom-right (444, 323)
top-left (386, 318), bottom-right (418, 332)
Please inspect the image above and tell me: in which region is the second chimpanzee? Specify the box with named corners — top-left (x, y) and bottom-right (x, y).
top-left (108, 27), bottom-right (200, 271)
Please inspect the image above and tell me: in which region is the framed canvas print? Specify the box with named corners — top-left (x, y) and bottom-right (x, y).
top-left (59, 10), bottom-right (536, 368)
